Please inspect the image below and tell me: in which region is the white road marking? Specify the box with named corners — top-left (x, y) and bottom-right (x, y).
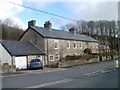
top-left (26, 79), bottom-right (73, 88)
top-left (83, 69), bottom-right (113, 77)
top-left (102, 69), bottom-right (113, 73)
top-left (84, 73), bottom-right (91, 76)
top-left (91, 70), bottom-right (103, 74)
top-left (83, 69), bottom-right (103, 76)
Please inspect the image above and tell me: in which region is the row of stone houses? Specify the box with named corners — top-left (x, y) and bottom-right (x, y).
top-left (0, 20), bottom-right (100, 69)
top-left (19, 20), bottom-right (99, 66)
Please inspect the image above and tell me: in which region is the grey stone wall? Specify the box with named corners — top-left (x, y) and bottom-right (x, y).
top-left (20, 28), bottom-right (99, 66)
top-left (58, 57), bottom-right (99, 68)
top-left (44, 38), bottom-right (99, 65)
top-left (2, 64), bottom-right (16, 73)
top-left (20, 28), bottom-right (45, 51)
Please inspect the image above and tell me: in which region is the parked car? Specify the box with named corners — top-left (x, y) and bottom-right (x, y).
top-left (28, 59), bottom-right (43, 69)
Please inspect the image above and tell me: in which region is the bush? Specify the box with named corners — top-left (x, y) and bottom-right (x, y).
top-left (91, 55), bottom-right (98, 58)
top-left (83, 55), bottom-right (91, 61)
top-left (66, 55), bottom-right (92, 61)
top-left (91, 53), bottom-right (99, 55)
top-left (111, 50), bottom-right (118, 55)
top-left (101, 51), bottom-right (110, 57)
top-left (84, 48), bottom-right (92, 54)
top-left (66, 55), bottom-right (82, 60)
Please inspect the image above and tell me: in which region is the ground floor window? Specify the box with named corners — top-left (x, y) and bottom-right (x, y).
top-left (55, 53), bottom-right (59, 60)
top-left (49, 55), bottom-right (54, 61)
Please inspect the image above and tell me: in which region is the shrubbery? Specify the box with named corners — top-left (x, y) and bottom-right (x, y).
top-left (101, 50), bottom-right (118, 57)
top-left (84, 48), bottom-right (92, 54)
top-left (66, 54), bottom-right (98, 61)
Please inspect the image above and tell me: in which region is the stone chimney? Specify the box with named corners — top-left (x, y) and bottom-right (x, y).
top-left (28, 20), bottom-right (36, 27)
top-left (69, 27), bottom-right (77, 35)
top-left (44, 21), bottom-right (52, 31)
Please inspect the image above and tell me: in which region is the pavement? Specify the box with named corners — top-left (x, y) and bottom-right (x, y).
top-left (1, 67), bottom-right (68, 77)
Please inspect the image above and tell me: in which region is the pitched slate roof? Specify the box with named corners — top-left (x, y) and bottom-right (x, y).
top-left (1, 40), bottom-right (45, 56)
top-left (31, 26), bottom-right (98, 42)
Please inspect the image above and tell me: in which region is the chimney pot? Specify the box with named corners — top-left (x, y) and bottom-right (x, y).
top-left (69, 27), bottom-right (77, 35)
top-left (44, 21), bottom-right (52, 30)
top-left (28, 20), bottom-right (36, 27)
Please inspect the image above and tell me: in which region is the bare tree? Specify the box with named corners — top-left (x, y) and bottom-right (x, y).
top-left (1, 18), bottom-right (24, 40)
top-left (86, 21), bottom-right (95, 35)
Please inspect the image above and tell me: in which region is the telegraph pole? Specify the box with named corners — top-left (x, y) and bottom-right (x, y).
top-left (118, 1), bottom-right (120, 60)
top-left (118, 32), bottom-right (120, 59)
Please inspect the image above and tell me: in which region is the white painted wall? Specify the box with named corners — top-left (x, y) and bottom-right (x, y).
top-left (0, 44), bottom-right (12, 65)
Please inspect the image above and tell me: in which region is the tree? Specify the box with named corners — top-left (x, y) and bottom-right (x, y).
top-left (84, 48), bottom-right (92, 55)
top-left (86, 21), bottom-right (95, 35)
top-left (0, 18), bottom-right (24, 40)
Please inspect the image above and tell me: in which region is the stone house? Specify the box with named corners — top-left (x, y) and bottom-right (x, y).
top-left (19, 20), bottom-right (99, 66)
top-left (0, 40), bottom-right (45, 69)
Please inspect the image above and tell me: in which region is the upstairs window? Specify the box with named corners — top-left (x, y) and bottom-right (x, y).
top-left (74, 41), bottom-right (77, 49)
top-left (80, 43), bottom-right (82, 48)
top-left (67, 41), bottom-right (70, 49)
top-left (54, 40), bottom-right (59, 49)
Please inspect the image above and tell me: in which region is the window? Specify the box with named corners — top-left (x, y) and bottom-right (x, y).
top-left (49, 55), bottom-right (54, 61)
top-left (92, 44), bottom-right (94, 48)
top-left (96, 46), bottom-right (98, 49)
top-left (55, 53), bottom-right (59, 60)
top-left (67, 41), bottom-right (70, 49)
top-left (74, 41), bottom-right (77, 49)
top-left (80, 43), bottom-right (82, 48)
top-left (54, 40), bottom-right (59, 49)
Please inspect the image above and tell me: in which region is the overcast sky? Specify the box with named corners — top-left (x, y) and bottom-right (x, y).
top-left (0, 0), bottom-right (119, 29)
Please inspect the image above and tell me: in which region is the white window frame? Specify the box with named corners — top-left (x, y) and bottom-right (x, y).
top-left (49, 55), bottom-right (54, 61)
top-left (54, 40), bottom-right (59, 49)
top-left (54, 53), bottom-right (59, 60)
top-left (96, 46), bottom-right (98, 49)
top-left (67, 41), bottom-right (70, 49)
top-left (80, 42), bottom-right (82, 49)
top-left (92, 44), bottom-right (94, 49)
top-left (74, 41), bottom-right (77, 49)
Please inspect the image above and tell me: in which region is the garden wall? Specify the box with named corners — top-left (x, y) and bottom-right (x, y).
top-left (58, 55), bottom-right (99, 68)
top-left (1, 64), bottom-right (16, 73)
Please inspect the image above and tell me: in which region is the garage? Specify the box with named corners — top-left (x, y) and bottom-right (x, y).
top-left (1, 40), bottom-right (45, 69)
top-left (15, 56), bottom-right (27, 69)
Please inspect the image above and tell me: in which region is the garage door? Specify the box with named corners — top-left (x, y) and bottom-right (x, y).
top-left (15, 56), bottom-right (27, 69)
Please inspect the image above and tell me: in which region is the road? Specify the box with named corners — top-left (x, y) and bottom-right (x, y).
top-left (2, 59), bottom-right (119, 89)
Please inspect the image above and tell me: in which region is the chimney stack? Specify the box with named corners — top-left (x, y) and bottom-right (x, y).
top-left (44, 21), bottom-right (52, 31)
top-left (28, 20), bottom-right (36, 27)
top-left (69, 27), bottom-right (77, 35)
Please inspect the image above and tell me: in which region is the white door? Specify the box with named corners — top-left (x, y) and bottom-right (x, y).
top-left (15, 56), bottom-right (27, 69)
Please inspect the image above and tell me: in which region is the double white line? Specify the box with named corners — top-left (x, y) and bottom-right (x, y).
top-left (84, 69), bottom-right (114, 77)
